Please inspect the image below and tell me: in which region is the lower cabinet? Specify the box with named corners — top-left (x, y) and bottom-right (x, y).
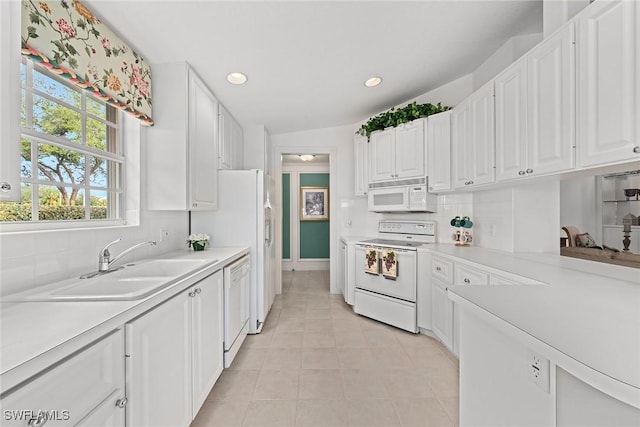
top-left (432, 278), bottom-right (453, 351)
top-left (126, 270), bottom-right (223, 426)
top-left (0, 329), bottom-right (126, 426)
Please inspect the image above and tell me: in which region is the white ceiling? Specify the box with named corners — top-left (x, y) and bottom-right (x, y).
top-left (88, 1), bottom-right (542, 135)
top-left (282, 154), bottom-right (330, 165)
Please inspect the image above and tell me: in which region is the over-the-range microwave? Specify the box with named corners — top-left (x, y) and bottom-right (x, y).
top-left (367, 177), bottom-right (437, 213)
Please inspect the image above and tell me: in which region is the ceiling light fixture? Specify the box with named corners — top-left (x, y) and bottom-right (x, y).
top-left (299, 154), bottom-right (315, 162)
top-left (364, 76), bottom-right (382, 87)
top-left (226, 72), bottom-right (248, 85)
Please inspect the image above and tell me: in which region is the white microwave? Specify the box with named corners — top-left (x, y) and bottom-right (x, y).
top-left (367, 178), bottom-right (437, 213)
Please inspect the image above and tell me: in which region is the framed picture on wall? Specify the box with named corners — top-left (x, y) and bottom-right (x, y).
top-left (300, 187), bottom-right (329, 221)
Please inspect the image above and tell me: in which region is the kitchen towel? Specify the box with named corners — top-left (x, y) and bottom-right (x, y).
top-left (364, 248), bottom-right (379, 275)
top-left (382, 249), bottom-right (398, 280)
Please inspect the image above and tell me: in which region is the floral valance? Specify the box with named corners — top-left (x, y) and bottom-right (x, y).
top-left (21, 0), bottom-right (154, 125)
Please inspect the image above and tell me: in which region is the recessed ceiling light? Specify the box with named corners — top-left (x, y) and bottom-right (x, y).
top-left (227, 72), bottom-right (247, 85)
top-left (299, 154), bottom-right (315, 162)
top-left (364, 76), bottom-right (382, 87)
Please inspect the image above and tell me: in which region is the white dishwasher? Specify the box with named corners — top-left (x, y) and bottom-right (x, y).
top-left (224, 255), bottom-right (250, 367)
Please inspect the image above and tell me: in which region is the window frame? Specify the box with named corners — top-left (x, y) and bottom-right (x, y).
top-left (0, 58), bottom-right (129, 231)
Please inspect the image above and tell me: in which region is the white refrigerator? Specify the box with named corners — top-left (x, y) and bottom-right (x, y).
top-left (191, 169), bottom-right (275, 333)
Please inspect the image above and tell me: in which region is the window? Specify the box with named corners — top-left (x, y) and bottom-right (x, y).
top-left (0, 59), bottom-right (124, 224)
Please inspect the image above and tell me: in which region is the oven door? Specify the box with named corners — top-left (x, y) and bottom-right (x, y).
top-left (354, 245), bottom-right (416, 302)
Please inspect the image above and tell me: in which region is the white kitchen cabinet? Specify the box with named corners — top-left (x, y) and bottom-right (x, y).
top-left (126, 270), bottom-right (223, 426)
top-left (147, 62), bottom-right (219, 211)
top-left (576, 0), bottom-right (639, 167)
top-left (369, 119), bottom-right (425, 182)
top-left (339, 239), bottom-right (347, 299)
top-left (354, 134), bottom-right (369, 196)
top-left (452, 82), bottom-right (495, 189)
top-left (0, 329), bottom-right (125, 426)
top-left (340, 239), bottom-right (358, 306)
top-left (432, 278), bottom-right (453, 351)
top-left (219, 104), bottom-right (244, 170)
top-left (426, 111), bottom-right (452, 192)
top-left (496, 24), bottom-right (575, 182)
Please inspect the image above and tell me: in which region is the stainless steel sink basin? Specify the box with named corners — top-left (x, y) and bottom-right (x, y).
top-left (4, 257), bottom-right (217, 302)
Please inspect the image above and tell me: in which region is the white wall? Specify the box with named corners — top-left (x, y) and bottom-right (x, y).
top-left (0, 123), bottom-right (189, 297)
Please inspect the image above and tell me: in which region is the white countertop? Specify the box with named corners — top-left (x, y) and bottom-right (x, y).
top-left (0, 246), bottom-right (248, 393)
top-left (426, 244), bottom-right (640, 393)
top-left (340, 235), bottom-right (372, 244)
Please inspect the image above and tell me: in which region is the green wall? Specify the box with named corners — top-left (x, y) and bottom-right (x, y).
top-left (299, 173), bottom-right (330, 259)
top-left (282, 173), bottom-right (291, 259)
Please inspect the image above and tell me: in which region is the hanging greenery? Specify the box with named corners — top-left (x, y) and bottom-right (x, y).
top-left (356, 101), bottom-right (451, 138)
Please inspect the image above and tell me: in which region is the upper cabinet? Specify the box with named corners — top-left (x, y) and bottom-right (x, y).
top-left (147, 63), bottom-right (219, 211)
top-left (452, 82), bottom-right (495, 189)
top-left (495, 24), bottom-right (575, 181)
top-left (219, 104), bottom-right (244, 170)
top-left (369, 119), bottom-right (425, 182)
top-left (426, 111), bottom-right (452, 192)
top-left (576, 0), bottom-right (639, 167)
top-left (354, 134), bottom-right (369, 196)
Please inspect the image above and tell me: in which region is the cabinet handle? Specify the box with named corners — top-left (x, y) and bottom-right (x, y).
top-left (115, 397), bottom-right (128, 408)
top-left (188, 291), bottom-right (196, 297)
top-left (195, 287), bottom-right (202, 294)
top-left (634, 146), bottom-right (640, 154)
top-left (526, 168), bottom-right (533, 174)
top-left (0, 182), bottom-right (12, 192)
top-left (436, 266), bottom-right (442, 271)
top-left (192, 203), bottom-right (198, 208)
top-left (463, 278), bottom-right (470, 284)
top-left (28, 413), bottom-right (48, 427)
top-left (518, 170), bottom-right (526, 176)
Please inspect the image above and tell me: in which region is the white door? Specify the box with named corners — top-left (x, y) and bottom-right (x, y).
top-left (369, 128), bottom-right (396, 181)
top-left (192, 272), bottom-right (224, 415)
top-left (469, 82), bottom-right (495, 186)
top-left (426, 111), bottom-right (452, 192)
top-left (395, 119), bottom-right (426, 179)
top-left (495, 58), bottom-right (528, 181)
top-left (77, 391), bottom-right (125, 427)
top-left (126, 293), bottom-right (191, 427)
top-left (451, 99), bottom-right (472, 189)
top-left (354, 247), bottom-right (416, 302)
top-left (577, 0), bottom-right (639, 167)
top-left (528, 23), bottom-right (575, 176)
top-left (188, 70), bottom-right (219, 210)
top-left (432, 279), bottom-right (453, 350)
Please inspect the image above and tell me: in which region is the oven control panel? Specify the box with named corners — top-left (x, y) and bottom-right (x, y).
top-left (378, 220), bottom-right (436, 237)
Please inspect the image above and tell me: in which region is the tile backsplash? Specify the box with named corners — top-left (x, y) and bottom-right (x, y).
top-left (0, 211), bottom-right (188, 297)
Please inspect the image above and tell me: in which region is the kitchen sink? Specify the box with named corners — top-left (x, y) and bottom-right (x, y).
top-left (4, 257), bottom-right (217, 302)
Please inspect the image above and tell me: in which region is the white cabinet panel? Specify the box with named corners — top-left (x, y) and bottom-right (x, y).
top-left (1, 330), bottom-right (125, 426)
top-left (395, 120), bottom-right (425, 179)
top-left (426, 111), bottom-right (452, 192)
top-left (577, 0), bottom-right (639, 167)
top-left (432, 278), bottom-right (453, 350)
top-left (147, 63), bottom-right (219, 211)
top-left (369, 128), bottom-right (395, 182)
top-left (452, 82), bottom-right (495, 189)
top-left (354, 134), bottom-right (369, 196)
top-left (527, 23), bottom-right (575, 176)
top-left (218, 104), bottom-right (233, 170)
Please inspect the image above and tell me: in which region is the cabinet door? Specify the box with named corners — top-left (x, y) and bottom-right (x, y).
top-left (495, 58), bottom-right (528, 181)
top-left (232, 118), bottom-right (244, 169)
top-left (577, 0), bottom-right (639, 167)
top-left (191, 271), bottom-right (224, 415)
top-left (218, 104), bottom-right (233, 170)
top-left (126, 293), bottom-right (192, 427)
top-left (469, 83), bottom-right (496, 186)
top-left (395, 119), bottom-right (426, 179)
top-left (451, 99), bottom-right (472, 188)
top-left (528, 23), bottom-right (575, 176)
top-left (1, 330), bottom-right (125, 427)
top-left (354, 134), bottom-right (369, 196)
top-left (432, 279), bottom-right (453, 350)
top-left (369, 128), bottom-right (395, 182)
top-left (188, 70), bottom-right (219, 210)
top-left (426, 111), bottom-right (452, 192)
top-left (76, 390), bottom-right (125, 427)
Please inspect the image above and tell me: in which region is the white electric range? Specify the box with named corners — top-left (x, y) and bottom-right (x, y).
top-left (354, 220), bottom-right (436, 333)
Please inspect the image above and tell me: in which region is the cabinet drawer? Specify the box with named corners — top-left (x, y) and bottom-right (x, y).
top-left (1, 329), bottom-right (125, 426)
top-left (455, 264), bottom-right (489, 285)
top-left (432, 256), bottom-right (453, 283)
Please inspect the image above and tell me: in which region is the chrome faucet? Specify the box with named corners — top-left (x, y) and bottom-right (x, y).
top-left (98, 239), bottom-right (157, 272)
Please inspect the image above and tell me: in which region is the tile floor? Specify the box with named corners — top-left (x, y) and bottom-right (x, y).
top-left (192, 270), bottom-right (459, 427)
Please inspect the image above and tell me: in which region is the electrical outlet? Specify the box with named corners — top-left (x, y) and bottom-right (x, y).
top-left (527, 350), bottom-right (550, 393)
top-left (160, 228), bottom-right (169, 242)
